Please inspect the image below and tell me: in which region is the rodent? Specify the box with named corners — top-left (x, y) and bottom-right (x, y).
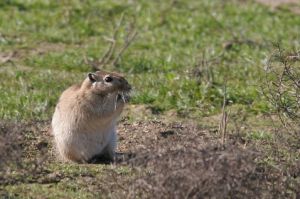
top-left (51, 70), bottom-right (131, 163)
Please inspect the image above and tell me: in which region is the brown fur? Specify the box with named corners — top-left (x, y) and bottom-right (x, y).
top-left (51, 71), bottom-right (131, 163)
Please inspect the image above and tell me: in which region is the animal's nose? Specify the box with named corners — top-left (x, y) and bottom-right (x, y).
top-left (126, 81), bottom-right (132, 90)
top-left (122, 79), bottom-right (131, 90)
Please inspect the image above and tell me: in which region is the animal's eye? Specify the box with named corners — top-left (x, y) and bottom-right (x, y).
top-left (104, 76), bottom-right (113, 83)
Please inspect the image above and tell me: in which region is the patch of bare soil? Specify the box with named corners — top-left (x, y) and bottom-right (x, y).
top-left (117, 121), bottom-right (299, 198)
top-left (256, 0), bottom-right (298, 7)
top-left (0, 42), bottom-right (66, 69)
top-left (0, 120), bottom-right (53, 186)
top-left (0, 120), bottom-right (299, 198)
top-left (256, 0), bottom-right (300, 14)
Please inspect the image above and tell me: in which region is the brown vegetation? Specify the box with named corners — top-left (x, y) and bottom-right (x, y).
top-left (1, 119), bottom-right (299, 198)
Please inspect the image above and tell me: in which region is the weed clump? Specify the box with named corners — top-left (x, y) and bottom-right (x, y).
top-left (262, 45), bottom-right (300, 131)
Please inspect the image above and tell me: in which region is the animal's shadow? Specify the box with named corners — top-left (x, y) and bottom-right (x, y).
top-left (87, 152), bottom-right (136, 164)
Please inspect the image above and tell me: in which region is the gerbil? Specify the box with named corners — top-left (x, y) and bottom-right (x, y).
top-left (51, 70), bottom-right (131, 163)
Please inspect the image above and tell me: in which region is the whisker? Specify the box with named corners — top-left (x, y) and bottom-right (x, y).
top-left (114, 93), bottom-right (118, 110)
top-left (121, 92), bottom-right (126, 103)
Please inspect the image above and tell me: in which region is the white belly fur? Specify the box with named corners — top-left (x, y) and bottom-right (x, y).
top-left (51, 108), bottom-right (117, 163)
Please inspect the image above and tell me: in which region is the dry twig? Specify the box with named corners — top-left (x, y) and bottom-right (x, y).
top-left (85, 14), bottom-right (138, 71)
top-left (218, 82), bottom-right (229, 146)
top-left (262, 44), bottom-right (300, 132)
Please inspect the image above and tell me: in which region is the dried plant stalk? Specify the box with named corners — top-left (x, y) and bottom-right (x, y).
top-left (219, 83), bottom-right (229, 146)
top-left (85, 14), bottom-right (138, 70)
top-left (262, 44), bottom-right (300, 131)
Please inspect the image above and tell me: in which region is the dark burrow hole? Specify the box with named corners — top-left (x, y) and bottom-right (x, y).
top-left (88, 152), bottom-right (136, 164)
top-left (160, 130), bottom-right (175, 138)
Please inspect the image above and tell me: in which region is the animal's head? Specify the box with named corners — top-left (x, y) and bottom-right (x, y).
top-left (81, 70), bottom-right (131, 105)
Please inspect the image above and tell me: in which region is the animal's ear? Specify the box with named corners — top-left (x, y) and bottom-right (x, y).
top-left (88, 73), bottom-right (97, 82)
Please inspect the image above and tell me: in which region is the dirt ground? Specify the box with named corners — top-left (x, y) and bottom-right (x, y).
top-left (256, 0), bottom-right (298, 6)
top-left (0, 118), bottom-right (299, 198)
top-left (256, 0), bottom-right (300, 14)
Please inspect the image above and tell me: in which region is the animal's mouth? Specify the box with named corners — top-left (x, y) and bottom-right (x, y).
top-left (113, 83), bottom-right (131, 110)
top-left (116, 91), bottom-right (131, 103)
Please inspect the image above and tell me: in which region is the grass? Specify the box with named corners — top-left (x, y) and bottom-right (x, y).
top-left (0, 0), bottom-right (299, 198)
top-left (0, 0), bottom-right (299, 120)
top-left (246, 130), bottom-right (273, 141)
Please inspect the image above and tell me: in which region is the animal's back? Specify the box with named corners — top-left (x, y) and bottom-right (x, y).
top-left (52, 86), bottom-right (106, 162)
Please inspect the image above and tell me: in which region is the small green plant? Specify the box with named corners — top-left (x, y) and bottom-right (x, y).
top-left (246, 131), bottom-right (273, 141)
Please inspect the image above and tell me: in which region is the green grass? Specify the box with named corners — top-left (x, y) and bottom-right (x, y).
top-left (246, 130), bottom-right (273, 141)
top-left (1, 0), bottom-right (299, 121)
top-left (4, 161), bottom-right (135, 198)
top-left (5, 183), bottom-right (93, 199)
